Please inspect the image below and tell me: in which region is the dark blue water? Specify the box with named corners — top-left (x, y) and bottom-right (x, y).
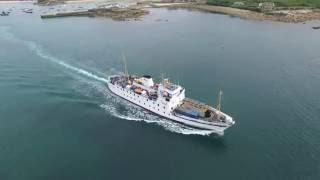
top-left (1, 3), bottom-right (320, 179)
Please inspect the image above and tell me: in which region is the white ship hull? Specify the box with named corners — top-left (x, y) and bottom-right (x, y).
top-left (107, 81), bottom-right (232, 134)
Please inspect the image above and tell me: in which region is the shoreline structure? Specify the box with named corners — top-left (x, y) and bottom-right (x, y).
top-left (1, 0), bottom-right (320, 23)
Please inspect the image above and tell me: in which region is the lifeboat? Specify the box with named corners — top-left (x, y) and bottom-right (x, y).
top-left (134, 88), bottom-right (143, 94)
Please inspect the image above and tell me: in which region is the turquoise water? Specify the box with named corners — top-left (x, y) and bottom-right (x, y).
top-left (1, 3), bottom-right (320, 179)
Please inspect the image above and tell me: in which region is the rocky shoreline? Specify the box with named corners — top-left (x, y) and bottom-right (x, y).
top-left (150, 2), bottom-right (320, 23)
top-left (2, 0), bottom-right (320, 23)
top-left (41, 7), bottom-right (149, 21)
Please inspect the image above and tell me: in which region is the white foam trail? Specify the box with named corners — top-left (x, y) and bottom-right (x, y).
top-left (0, 26), bottom-right (217, 136)
top-left (0, 26), bottom-right (108, 83)
top-left (26, 41), bottom-right (108, 83)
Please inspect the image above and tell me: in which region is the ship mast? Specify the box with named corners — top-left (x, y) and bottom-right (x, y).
top-left (216, 90), bottom-right (223, 112)
top-left (122, 53), bottom-right (129, 80)
top-left (161, 73), bottom-right (165, 87)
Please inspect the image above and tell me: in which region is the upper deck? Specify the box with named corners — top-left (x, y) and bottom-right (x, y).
top-left (110, 74), bottom-right (183, 96)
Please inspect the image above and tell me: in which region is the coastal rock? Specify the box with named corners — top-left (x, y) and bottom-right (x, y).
top-left (37, 0), bottom-right (65, 6)
top-left (41, 7), bottom-right (149, 21)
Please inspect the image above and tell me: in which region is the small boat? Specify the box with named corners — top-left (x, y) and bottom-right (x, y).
top-left (0, 11), bottom-right (10, 16)
top-left (312, 26), bottom-right (320, 30)
top-left (22, 8), bottom-right (33, 13)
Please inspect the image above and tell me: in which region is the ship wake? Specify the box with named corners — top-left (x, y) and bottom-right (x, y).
top-left (0, 26), bottom-right (218, 136)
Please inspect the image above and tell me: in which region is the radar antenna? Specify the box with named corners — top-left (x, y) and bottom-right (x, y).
top-left (160, 73), bottom-right (169, 88)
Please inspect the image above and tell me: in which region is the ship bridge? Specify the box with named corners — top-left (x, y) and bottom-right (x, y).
top-left (158, 77), bottom-right (183, 96)
top-left (159, 81), bottom-right (185, 108)
top-left (161, 83), bottom-right (182, 96)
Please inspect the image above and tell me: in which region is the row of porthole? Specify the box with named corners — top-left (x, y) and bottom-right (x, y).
top-left (122, 92), bottom-right (157, 108)
top-left (122, 91), bottom-right (171, 116)
top-left (118, 86), bottom-right (164, 106)
top-left (120, 90), bottom-right (171, 116)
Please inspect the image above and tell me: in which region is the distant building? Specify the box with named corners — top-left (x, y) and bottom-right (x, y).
top-left (233, 2), bottom-right (245, 7)
top-left (161, 0), bottom-right (195, 3)
top-left (161, 0), bottom-right (174, 2)
top-left (258, 2), bottom-right (275, 12)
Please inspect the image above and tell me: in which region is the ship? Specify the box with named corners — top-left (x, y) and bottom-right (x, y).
top-left (107, 56), bottom-right (235, 134)
top-left (22, 9), bottom-right (33, 14)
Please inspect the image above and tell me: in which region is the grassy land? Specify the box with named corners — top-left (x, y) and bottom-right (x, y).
top-left (207, 0), bottom-right (320, 8)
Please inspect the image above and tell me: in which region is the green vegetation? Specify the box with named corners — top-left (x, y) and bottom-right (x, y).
top-left (207, 0), bottom-right (320, 8)
top-left (273, 0), bottom-right (320, 7)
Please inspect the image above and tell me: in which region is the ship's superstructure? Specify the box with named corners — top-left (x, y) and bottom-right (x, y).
top-left (107, 74), bottom-right (235, 134)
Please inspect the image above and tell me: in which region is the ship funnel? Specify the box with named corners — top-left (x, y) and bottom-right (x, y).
top-left (142, 75), bottom-right (154, 87)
